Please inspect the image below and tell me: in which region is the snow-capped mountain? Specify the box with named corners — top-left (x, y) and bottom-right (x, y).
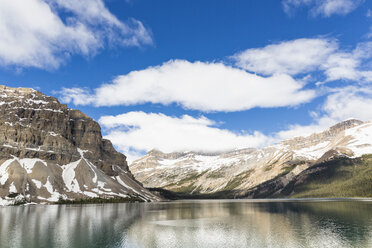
top-left (130, 119), bottom-right (372, 195)
top-left (0, 86), bottom-right (160, 205)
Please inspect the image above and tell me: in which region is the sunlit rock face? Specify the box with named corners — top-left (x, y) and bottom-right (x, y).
top-left (131, 119), bottom-right (372, 195)
top-left (0, 85), bottom-right (160, 205)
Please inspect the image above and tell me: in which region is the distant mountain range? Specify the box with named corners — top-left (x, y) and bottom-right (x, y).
top-left (0, 86), bottom-right (160, 206)
top-left (131, 119), bottom-right (372, 199)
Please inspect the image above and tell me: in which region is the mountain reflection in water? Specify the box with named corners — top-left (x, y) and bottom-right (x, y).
top-left (0, 200), bottom-right (372, 248)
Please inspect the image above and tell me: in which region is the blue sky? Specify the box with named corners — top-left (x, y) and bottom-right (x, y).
top-left (1, 0), bottom-right (372, 161)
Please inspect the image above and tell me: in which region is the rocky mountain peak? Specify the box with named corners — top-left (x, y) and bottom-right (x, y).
top-left (0, 85), bottom-right (127, 175)
top-left (0, 86), bottom-right (160, 205)
top-left (0, 85), bottom-right (36, 94)
top-left (329, 119), bottom-right (363, 133)
top-left (280, 119), bottom-right (364, 150)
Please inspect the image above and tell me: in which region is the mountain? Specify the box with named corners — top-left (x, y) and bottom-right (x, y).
top-left (0, 86), bottom-right (161, 205)
top-left (130, 119), bottom-right (372, 198)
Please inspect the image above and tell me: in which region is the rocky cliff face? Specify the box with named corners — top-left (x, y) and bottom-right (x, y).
top-left (130, 119), bottom-right (372, 196)
top-left (0, 86), bottom-right (161, 205)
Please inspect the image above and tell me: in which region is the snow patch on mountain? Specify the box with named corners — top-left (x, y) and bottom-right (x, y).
top-left (344, 122), bottom-right (372, 157)
top-left (292, 141), bottom-right (331, 160)
top-left (0, 159), bottom-right (14, 185)
top-left (61, 159), bottom-right (82, 193)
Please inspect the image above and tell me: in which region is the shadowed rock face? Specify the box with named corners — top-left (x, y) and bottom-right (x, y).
top-left (0, 86), bottom-right (161, 204)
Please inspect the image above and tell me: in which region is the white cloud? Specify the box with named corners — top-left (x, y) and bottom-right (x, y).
top-left (232, 38), bottom-right (337, 76)
top-left (312, 0), bottom-right (362, 17)
top-left (0, 0), bottom-right (152, 69)
top-left (60, 59), bottom-right (315, 112)
top-left (49, 0), bottom-right (153, 47)
top-left (322, 86), bottom-right (372, 121)
top-left (59, 87), bottom-right (96, 104)
top-left (49, 0), bottom-right (121, 25)
top-left (99, 111), bottom-right (273, 163)
top-left (277, 86), bottom-right (372, 139)
top-left (282, 0), bottom-right (363, 17)
top-left (323, 53), bottom-right (360, 82)
top-left (322, 42), bottom-right (372, 83)
top-left (233, 38), bottom-right (372, 83)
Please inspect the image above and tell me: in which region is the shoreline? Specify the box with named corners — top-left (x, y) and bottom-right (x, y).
top-left (2, 197), bottom-right (372, 207)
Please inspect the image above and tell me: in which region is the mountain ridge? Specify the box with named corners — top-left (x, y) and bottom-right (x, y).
top-left (130, 119), bottom-right (372, 197)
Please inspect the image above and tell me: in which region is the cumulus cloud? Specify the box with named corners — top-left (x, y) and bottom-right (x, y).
top-left (0, 0), bottom-right (152, 69)
top-left (322, 42), bottom-right (372, 83)
top-left (233, 38), bottom-right (372, 83)
top-left (232, 38), bottom-right (337, 76)
top-left (99, 111), bottom-right (273, 162)
top-left (277, 86), bottom-right (372, 139)
top-left (322, 86), bottom-right (372, 121)
top-left (60, 59), bottom-right (315, 112)
top-left (282, 0), bottom-right (363, 17)
top-left (59, 87), bottom-right (96, 104)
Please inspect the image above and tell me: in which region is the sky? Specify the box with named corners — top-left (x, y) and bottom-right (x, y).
top-left (1, 0), bottom-right (372, 162)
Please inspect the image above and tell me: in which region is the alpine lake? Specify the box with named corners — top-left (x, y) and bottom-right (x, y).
top-left (1, 199), bottom-right (372, 248)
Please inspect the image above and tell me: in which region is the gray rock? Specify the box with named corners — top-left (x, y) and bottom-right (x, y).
top-left (0, 85), bottom-right (161, 204)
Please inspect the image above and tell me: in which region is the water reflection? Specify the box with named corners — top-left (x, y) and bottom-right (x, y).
top-left (0, 200), bottom-right (372, 248)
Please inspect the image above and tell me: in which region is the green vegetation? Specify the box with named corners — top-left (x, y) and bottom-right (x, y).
top-left (264, 164), bottom-right (273, 172)
top-left (290, 155), bottom-right (372, 198)
top-left (148, 187), bottom-right (239, 200)
top-left (177, 172), bottom-right (203, 185)
top-left (223, 178), bottom-right (242, 191)
top-left (264, 156), bottom-right (285, 172)
top-left (5, 193), bottom-right (28, 206)
top-left (223, 170), bottom-right (253, 191)
top-left (171, 183), bottom-right (197, 193)
top-left (206, 170), bottom-right (225, 178)
top-left (148, 170), bottom-right (254, 199)
top-left (13, 199), bottom-right (27, 206)
top-left (278, 162), bottom-right (301, 177)
top-left (56, 196), bottom-right (145, 205)
top-left (7, 193), bottom-right (19, 198)
top-left (164, 170), bottom-right (209, 193)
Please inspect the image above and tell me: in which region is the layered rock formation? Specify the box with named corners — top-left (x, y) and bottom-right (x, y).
top-left (0, 86), bottom-right (161, 205)
top-left (131, 119), bottom-right (372, 196)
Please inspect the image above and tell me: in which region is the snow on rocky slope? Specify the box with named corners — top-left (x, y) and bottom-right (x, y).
top-left (130, 119), bottom-right (372, 194)
top-left (0, 86), bottom-right (160, 205)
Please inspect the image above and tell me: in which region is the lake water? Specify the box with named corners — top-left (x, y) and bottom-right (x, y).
top-left (0, 200), bottom-right (372, 248)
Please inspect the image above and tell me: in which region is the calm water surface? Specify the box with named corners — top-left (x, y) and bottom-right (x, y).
top-left (1, 200), bottom-right (372, 248)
